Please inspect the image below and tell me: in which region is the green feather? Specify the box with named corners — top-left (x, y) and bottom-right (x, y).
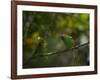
top-left (63, 35), bottom-right (74, 48)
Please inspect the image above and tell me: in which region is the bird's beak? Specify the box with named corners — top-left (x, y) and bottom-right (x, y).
top-left (60, 35), bottom-right (64, 40)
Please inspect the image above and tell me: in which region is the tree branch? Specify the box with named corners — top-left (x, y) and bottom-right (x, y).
top-left (33, 42), bottom-right (89, 58)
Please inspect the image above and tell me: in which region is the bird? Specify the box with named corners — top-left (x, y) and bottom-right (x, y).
top-left (60, 32), bottom-right (76, 65)
top-left (60, 32), bottom-right (74, 49)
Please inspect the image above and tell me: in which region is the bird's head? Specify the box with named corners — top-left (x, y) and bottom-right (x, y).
top-left (60, 32), bottom-right (68, 39)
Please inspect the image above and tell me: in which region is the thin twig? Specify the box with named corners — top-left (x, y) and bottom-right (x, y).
top-left (33, 42), bottom-right (89, 58)
top-left (24, 42), bottom-right (89, 66)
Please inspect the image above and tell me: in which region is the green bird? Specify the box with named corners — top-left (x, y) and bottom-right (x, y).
top-left (60, 32), bottom-right (74, 49)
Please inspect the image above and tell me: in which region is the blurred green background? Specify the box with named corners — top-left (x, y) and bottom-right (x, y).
top-left (23, 11), bottom-right (89, 68)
